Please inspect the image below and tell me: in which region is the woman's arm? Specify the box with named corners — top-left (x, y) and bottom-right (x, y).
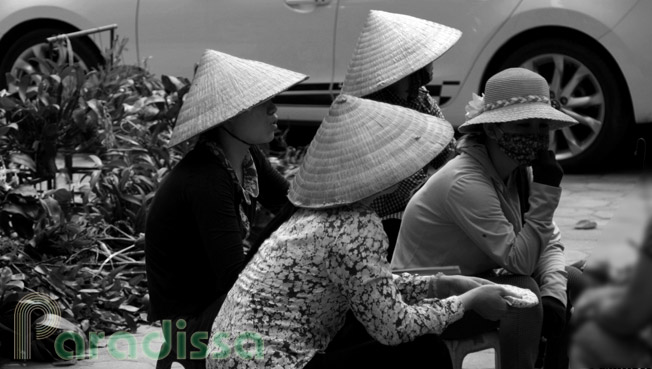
top-left (532, 222), bottom-right (568, 306)
top-left (445, 174), bottom-right (559, 275)
top-left (189, 169), bottom-right (246, 293)
top-left (324, 209), bottom-right (466, 345)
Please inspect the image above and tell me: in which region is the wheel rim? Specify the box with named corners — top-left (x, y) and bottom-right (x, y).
top-left (10, 41), bottom-right (89, 82)
top-left (520, 54), bottom-right (605, 161)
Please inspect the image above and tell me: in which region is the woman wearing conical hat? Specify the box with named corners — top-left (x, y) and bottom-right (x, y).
top-left (207, 95), bottom-right (520, 368)
top-left (341, 10), bottom-right (461, 258)
top-left (145, 49), bottom-right (307, 368)
top-left (392, 68), bottom-right (583, 369)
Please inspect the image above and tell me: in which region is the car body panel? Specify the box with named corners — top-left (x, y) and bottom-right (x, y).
top-left (136, 0), bottom-right (336, 85)
top-left (602, 0), bottom-right (652, 122)
top-left (135, 0), bottom-right (338, 123)
top-left (0, 0), bottom-right (137, 50)
top-left (1, 0), bottom-right (650, 128)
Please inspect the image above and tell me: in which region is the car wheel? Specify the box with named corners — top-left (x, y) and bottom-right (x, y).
top-left (0, 28), bottom-right (102, 89)
top-left (495, 37), bottom-right (631, 171)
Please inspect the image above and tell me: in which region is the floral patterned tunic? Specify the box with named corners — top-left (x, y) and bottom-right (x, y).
top-left (207, 204), bottom-right (464, 368)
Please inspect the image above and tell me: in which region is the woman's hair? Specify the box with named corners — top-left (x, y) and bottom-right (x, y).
top-left (245, 202), bottom-right (298, 263)
top-left (407, 65), bottom-right (432, 99)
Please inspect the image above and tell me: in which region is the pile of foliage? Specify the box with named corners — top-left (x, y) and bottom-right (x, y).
top-left (0, 38), bottom-right (192, 348)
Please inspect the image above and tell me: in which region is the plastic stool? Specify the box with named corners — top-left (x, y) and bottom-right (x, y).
top-left (444, 330), bottom-right (501, 369)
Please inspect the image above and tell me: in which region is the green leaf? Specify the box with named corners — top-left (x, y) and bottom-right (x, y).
top-left (119, 194), bottom-right (142, 207)
top-left (0, 123), bottom-right (18, 137)
top-left (118, 304), bottom-right (139, 313)
top-left (41, 197), bottom-right (63, 224)
top-left (11, 184), bottom-right (38, 197)
top-left (0, 96), bottom-right (19, 110)
top-left (10, 153), bottom-right (36, 171)
top-left (34, 265), bottom-right (48, 275)
top-left (87, 154), bottom-right (103, 168)
top-left (145, 94), bottom-right (165, 105)
top-left (50, 188), bottom-right (74, 204)
top-left (161, 75), bottom-right (185, 93)
top-left (78, 288), bottom-right (100, 294)
top-left (11, 273), bottom-right (26, 280)
top-left (18, 74), bottom-right (30, 103)
top-left (0, 267), bottom-right (12, 286)
top-left (6, 280), bottom-right (24, 290)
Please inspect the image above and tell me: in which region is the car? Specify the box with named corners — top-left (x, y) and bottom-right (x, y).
top-left (1, 0), bottom-right (651, 170)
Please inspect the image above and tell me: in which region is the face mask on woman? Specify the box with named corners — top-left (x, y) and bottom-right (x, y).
top-left (496, 131), bottom-right (549, 166)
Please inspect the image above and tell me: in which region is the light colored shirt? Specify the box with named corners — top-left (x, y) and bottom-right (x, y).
top-left (208, 204), bottom-right (464, 368)
top-left (392, 136), bottom-right (568, 305)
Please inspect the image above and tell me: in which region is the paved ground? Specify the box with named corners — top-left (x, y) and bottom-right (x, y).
top-left (0, 172), bottom-right (642, 369)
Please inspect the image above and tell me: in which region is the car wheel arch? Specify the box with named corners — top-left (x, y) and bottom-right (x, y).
top-left (482, 26), bottom-right (631, 106)
top-left (0, 19), bottom-right (103, 86)
top-left (480, 26), bottom-right (635, 171)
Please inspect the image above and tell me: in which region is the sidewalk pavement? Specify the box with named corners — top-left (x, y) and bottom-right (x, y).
top-left (0, 173), bottom-right (641, 369)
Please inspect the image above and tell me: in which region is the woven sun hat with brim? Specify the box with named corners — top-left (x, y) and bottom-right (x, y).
top-left (458, 67), bottom-right (578, 133)
top-left (288, 94), bottom-right (454, 209)
top-left (168, 49), bottom-right (308, 146)
top-left (340, 10), bottom-right (462, 97)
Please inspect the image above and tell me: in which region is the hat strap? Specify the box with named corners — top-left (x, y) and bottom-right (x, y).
top-left (221, 126), bottom-right (253, 146)
top-left (483, 95), bottom-right (550, 112)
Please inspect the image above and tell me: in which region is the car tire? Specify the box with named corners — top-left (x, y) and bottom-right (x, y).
top-left (493, 37), bottom-right (631, 172)
top-left (0, 28), bottom-right (102, 88)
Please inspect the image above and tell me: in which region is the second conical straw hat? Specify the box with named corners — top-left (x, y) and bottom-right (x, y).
top-left (288, 94), bottom-right (454, 208)
top-left (169, 49), bottom-right (308, 146)
top-left (341, 10), bottom-right (462, 97)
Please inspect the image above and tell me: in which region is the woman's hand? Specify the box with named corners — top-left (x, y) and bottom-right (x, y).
top-left (458, 284), bottom-right (518, 321)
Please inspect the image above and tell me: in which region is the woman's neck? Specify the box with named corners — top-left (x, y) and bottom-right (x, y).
top-left (214, 129), bottom-right (250, 183)
top-left (485, 138), bottom-right (518, 182)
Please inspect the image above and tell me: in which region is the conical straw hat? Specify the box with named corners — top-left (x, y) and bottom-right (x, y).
top-left (169, 49), bottom-right (308, 146)
top-left (459, 68), bottom-right (577, 132)
top-left (288, 95), bottom-right (454, 208)
top-left (341, 10), bottom-right (462, 97)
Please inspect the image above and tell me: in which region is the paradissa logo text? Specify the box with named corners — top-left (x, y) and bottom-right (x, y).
top-left (14, 293), bottom-right (263, 361)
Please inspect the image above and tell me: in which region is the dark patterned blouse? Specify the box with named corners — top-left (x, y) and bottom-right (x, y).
top-left (207, 203), bottom-right (464, 368)
top-left (203, 141), bottom-right (259, 254)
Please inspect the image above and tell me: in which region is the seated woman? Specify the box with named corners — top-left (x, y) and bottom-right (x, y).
top-left (392, 68), bottom-right (580, 369)
top-left (206, 95), bottom-right (519, 369)
top-left (145, 49), bottom-right (307, 368)
top-left (340, 10), bottom-right (462, 256)
top-left (570, 217), bottom-right (652, 367)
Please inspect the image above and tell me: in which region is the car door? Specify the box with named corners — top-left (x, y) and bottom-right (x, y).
top-left (137, 0), bottom-right (337, 121)
top-left (333, 0), bottom-right (522, 125)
